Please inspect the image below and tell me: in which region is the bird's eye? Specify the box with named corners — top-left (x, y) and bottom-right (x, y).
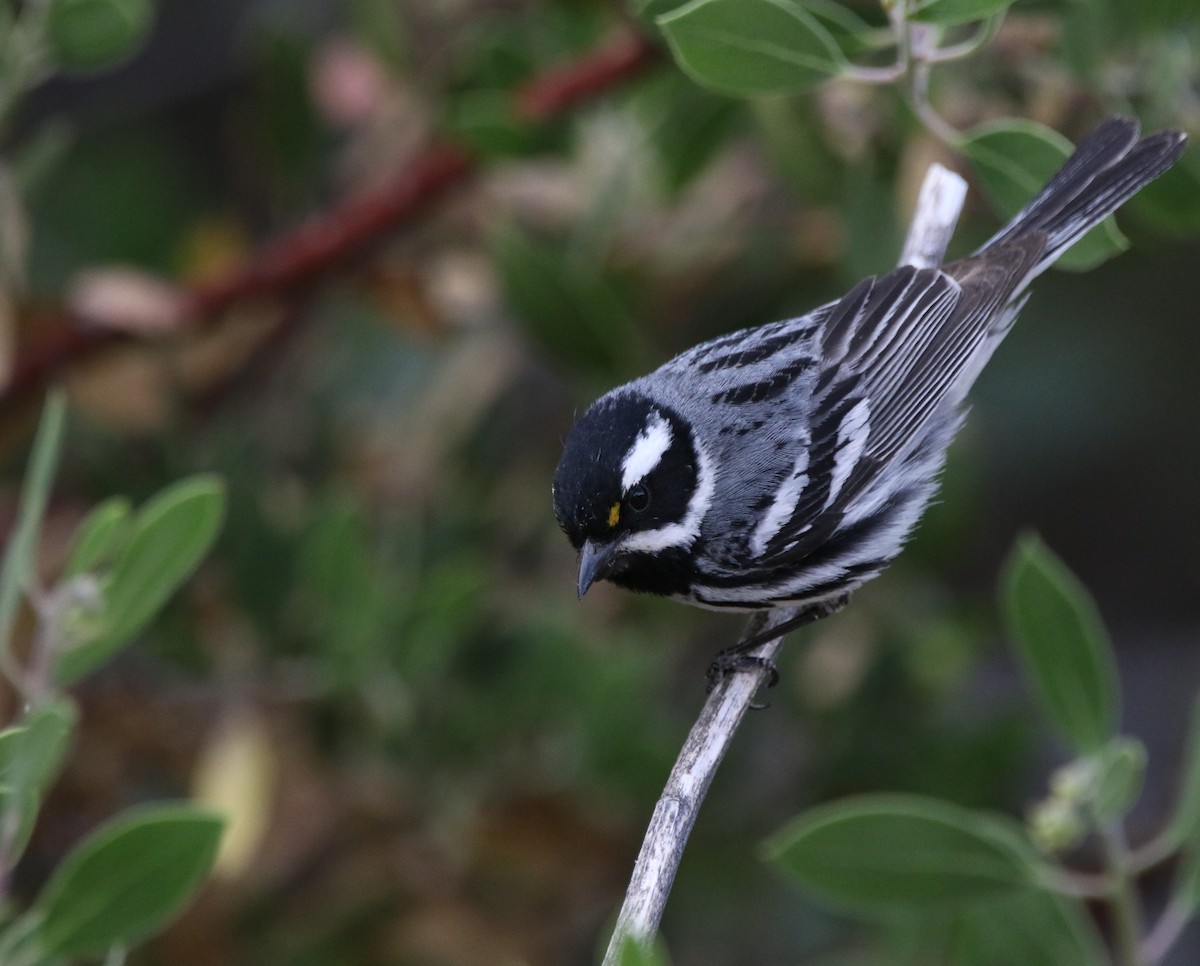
top-left (626, 483), bottom-right (651, 513)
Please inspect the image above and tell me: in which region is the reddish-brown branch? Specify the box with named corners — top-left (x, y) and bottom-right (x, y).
top-left (183, 140), bottom-right (474, 320)
top-left (3, 325), bottom-right (123, 408)
top-left (1, 27), bottom-right (662, 416)
top-left (515, 28), bottom-right (662, 121)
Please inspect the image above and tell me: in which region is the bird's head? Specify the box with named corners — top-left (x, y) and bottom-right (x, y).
top-left (552, 392), bottom-right (710, 598)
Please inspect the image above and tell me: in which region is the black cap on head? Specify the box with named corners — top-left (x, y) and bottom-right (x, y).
top-left (552, 392), bottom-right (698, 552)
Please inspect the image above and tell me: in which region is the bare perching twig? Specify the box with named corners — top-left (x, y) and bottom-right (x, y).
top-left (898, 162), bottom-right (968, 269)
top-left (600, 160), bottom-right (970, 964)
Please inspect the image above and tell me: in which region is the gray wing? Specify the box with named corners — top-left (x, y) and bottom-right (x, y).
top-left (749, 235), bottom-right (1046, 568)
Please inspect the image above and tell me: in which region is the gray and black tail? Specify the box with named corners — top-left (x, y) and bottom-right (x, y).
top-left (978, 116), bottom-right (1187, 277)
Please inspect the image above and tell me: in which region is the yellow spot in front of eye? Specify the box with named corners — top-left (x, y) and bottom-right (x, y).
top-left (608, 502), bottom-right (621, 528)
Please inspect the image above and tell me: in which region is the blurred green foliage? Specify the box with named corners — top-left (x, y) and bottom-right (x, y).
top-left (45, 0), bottom-right (153, 73)
top-left (767, 532), bottom-right (1200, 965)
top-left (0, 393), bottom-right (225, 964)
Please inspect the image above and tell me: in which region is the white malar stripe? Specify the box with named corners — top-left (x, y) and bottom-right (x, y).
top-left (750, 451), bottom-right (810, 559)
top-left (824, 399), bottom-right (870, 508)
top-left (619, 433), bottom-right (715, 555)
top-left (621, 412), bottom-right (673, 492)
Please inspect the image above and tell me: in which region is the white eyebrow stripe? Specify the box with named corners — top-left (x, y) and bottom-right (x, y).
top-left (619, 433), bottom-right (713, 555)
top-left (621, 413), bottom-right (673, 491)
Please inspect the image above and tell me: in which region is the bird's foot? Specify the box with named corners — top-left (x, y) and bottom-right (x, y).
top-left (706, 652), bottom-right (779, 708)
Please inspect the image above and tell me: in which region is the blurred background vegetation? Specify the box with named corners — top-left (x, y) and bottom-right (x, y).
top-left (1, 0), bottom-right (1198, 963)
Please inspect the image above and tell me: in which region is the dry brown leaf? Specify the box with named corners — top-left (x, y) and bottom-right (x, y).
top-left (192, 705), bottom-right (278, 880)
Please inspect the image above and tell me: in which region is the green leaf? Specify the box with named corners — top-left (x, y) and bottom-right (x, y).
top-left (0, 907), bottom-right (57, 965)
top-left (0, 787), bottom-right (40, 872)
top-left (1136, 0), bottom-right (1200, 30)
top-left (657, 0), bottom-right (845, 97)
top-left (615, 934), bottom-right (671, 966)
top-left (637, 73), bottom-right (741, 194)
top-left (35, 803), bottom-right (224, 956)
top-left (1090, 737), bottom-right (1146, 825)
top-left (0, 699), bottom-right (77, 797)
top-left (64, 497), bottom-right (133, 577)
top-left (796, 0), bottom-right (877, 59)
top-left (1174, 846), bottom-right (1200, 916)
top-left (1130, 148), bottom-right (1200, 236)
top-left (56, 476), bottom-right (226, 685)
top-left (0, 390), bottom-right (67, 669)
top-left (947, 888), bottom-right (1106, 966)
top-left (490, 222), bottom-right (644, 380)
top-left (766, 795), bottom-right (1044, 914)
top-left (445, 90), bottom-right (543, 159)
top-left (0, 701), bottom-right (77, 866)
top-left (911, 0), bottom-right (1014, 27)
top-left (1002, 533), bottom-right (1118, 754)
top-left (963, 119), bottom-right (1129, 271)
top-left (635, 0), bottom-right (690, 20)
top-left (46, 0), bottom-right (154, 73)
top-left (751, 98), bottom-right (843, 200)
top-left (11, 120), bottom-right (75, 197)
top-left (1166, 690), bottom-right (1200, 849)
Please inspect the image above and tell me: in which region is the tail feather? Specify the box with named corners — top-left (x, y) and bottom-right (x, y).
top-left (979, 116), bottom-right (1187, 275)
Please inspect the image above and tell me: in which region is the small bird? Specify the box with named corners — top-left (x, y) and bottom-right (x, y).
top-left (552, 116), bottom-right (1186, 678)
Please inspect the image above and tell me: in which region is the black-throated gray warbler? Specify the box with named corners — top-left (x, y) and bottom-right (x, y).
top-left (552, 116), bottom-right (1185, 676)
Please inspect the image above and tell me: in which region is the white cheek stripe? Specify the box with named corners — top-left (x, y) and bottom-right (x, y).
top-left (619, 433), bottom-right (714, 555)
top-left (621, 413), bottom-right (674, 492)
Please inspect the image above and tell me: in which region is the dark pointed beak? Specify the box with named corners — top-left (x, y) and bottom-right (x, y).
top-left (578, 539), bottom-right (619, 599)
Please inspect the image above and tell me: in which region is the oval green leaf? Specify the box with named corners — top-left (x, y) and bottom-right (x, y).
top-left (1130, 149), bottom-right (1200, 236)
top-left (765, 794), bottom-right (1044, 914)
top-left (46, 0), bottom-right (154, 73)
top-left (0, 699), bottom-right (77, 797)
top-left (963, 119), bottom-right (1129, 271)
top-left (615, 934), bottom-right (671, 966)
top-left (0, 787), bottom-right (40, 873)
top-left (636, 73), bottom-right (741, 195)
top-left (1091, 736), bottom-right (1146, 825)
top-left (795, 0), bottom-right (877, 59)
top-left (445, 89), bottom-right (546, 159)
top-left (636, 0), bottom-right (690, 20)
top-left (57, 475), bottom-right (226, 685)
top-left (36, 803), bottom-right (224, 956)
top-left (490, 222), bottom-right (643, 380)
top-left (1166, 690), bottom-right (1200, 849)
top-left (0, 701), bottom-right (77, 867)
top-left (911, 0), bottom-right (1014, 27)
top-left (65, 497), bottom-right (133, 577)
top-left (1002, 532), bottom-right (1118, 755)
top-left (1174, 846), bottom-right (1200, 916)
top-left (0, 390), bottom-right (67, 669)
top-left (948, 888), bottom-right (1106, 966)
top-left (657, 0), bottom-right (845, 97)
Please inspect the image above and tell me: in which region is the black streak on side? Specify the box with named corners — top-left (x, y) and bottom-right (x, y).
top-left (711, 359), bottom-right (815, 405)
top-left (696, 332), bottom-right (800, 373)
